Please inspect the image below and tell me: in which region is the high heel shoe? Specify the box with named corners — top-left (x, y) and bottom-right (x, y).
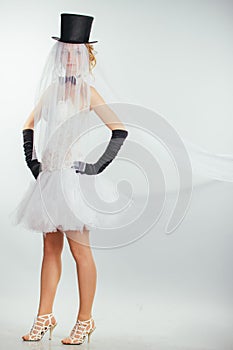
top-left (61, 317), bottom-right (96, 345)
top-left (22, 312), bottom-right (57, 341)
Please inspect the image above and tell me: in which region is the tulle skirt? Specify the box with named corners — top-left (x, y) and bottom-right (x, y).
top-left (9, 167), bottom-right (124, 237)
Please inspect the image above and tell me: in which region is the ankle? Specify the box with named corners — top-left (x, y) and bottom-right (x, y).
top-left (77, 314), bottom-right (92, 321)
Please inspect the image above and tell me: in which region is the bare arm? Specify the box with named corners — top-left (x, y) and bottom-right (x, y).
top-left (90, 86), bottom-right (127, 131)
top-left (22, 100), bottom-right (43, 130)
top-left (22, 84), bottom-right (53, 130)
top-left (22, 109), bottom-right (35, 130)
top-left (22, 95), bottom-right (46, 130)
top-left (72, 87), bottom-right (128, 175)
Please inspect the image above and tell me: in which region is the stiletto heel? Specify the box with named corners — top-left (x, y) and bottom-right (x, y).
top-left (88, 326), bottom-right (96, 343)
top-left (61, 317), bottom-right (96, 345)
top-left (49, 322), bottom-right (58, 340)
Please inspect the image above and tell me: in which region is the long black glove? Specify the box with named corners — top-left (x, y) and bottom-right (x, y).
top-left (71, 129), bottom-right (128, 175)
top-left (22, 128), bottom-right (41, 180)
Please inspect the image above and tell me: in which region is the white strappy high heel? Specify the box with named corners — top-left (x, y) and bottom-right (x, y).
top-left (61, 317), bottom-right (96, 345)
top-left (22, 312), bottom-right (57, 341)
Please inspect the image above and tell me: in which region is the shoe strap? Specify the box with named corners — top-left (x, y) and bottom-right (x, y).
top-left (77, 317), bottom-right (93, 324)
top-left (69, 318), bottom-right (95, 343)
top-left (33, 312), bottom-right (55, 326)
top-left (28, 312), bottom-right (55, 340)
top-left (36, 312), bottom-right (54, 318)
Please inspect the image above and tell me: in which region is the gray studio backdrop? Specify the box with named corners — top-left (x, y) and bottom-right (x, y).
top-left (1, 1), bottom-right (233, 349)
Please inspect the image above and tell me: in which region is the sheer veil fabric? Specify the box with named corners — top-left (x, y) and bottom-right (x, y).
top-left (32, 41), bottom-right (92, 170)
top-left (9, 40), bottom-right (233, 243)
top-left (9, 41), bottom-right (132, 240)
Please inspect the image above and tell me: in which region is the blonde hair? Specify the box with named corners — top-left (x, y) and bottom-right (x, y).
top-left (85, 43), bottom-right (97, 72)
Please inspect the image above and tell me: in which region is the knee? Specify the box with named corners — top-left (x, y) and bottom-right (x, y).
top-left (43, 245), bottom-right (63, 258)
top-left (43, 232), bottom-right (64, 257)
top-left (71, 248), bottom-right (93, 266)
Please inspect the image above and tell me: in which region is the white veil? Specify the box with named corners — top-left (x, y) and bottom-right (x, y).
top-left (32, 41), bottom-right (92, 172)
top-left (9, 38), bottom-right (233, 242)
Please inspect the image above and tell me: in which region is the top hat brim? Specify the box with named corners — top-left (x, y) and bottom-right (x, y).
top-left (52, 36), bottom-right (98, 44)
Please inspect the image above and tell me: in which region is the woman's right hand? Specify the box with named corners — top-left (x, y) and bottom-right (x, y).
top-left (29, 159), bottom-right (42, 180)
top-left (22, 128), bottom-right (41, 180)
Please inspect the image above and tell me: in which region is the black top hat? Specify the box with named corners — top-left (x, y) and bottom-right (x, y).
top-left (52, 13), bottom-right (98, 44)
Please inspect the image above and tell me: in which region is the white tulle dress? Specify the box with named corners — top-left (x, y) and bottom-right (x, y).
top-left (9, 99), bottom-right (124, 238)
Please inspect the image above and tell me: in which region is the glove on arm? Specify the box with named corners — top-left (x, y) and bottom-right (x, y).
top-left (22, 128), bottom-right (41, 180)
top-left (72, 129), bottom-right (128, 175)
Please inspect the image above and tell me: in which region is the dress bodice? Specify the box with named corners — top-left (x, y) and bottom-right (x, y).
top-left (41, 99), bottom-right (86, 172)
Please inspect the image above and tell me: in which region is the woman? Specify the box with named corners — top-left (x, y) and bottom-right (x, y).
top-left (17, 14), bottom-right (128, 345)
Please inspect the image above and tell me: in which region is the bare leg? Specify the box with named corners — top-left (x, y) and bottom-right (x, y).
top-left (65, 227), bottom-right (97, 321)
top-left (38, 230), bottom-right (64, 315)
top-left (22, 230), bottom-right (64, 340)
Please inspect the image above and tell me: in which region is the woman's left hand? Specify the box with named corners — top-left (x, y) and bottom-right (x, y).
top-left (71, 160), bottom-right (98, 175)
